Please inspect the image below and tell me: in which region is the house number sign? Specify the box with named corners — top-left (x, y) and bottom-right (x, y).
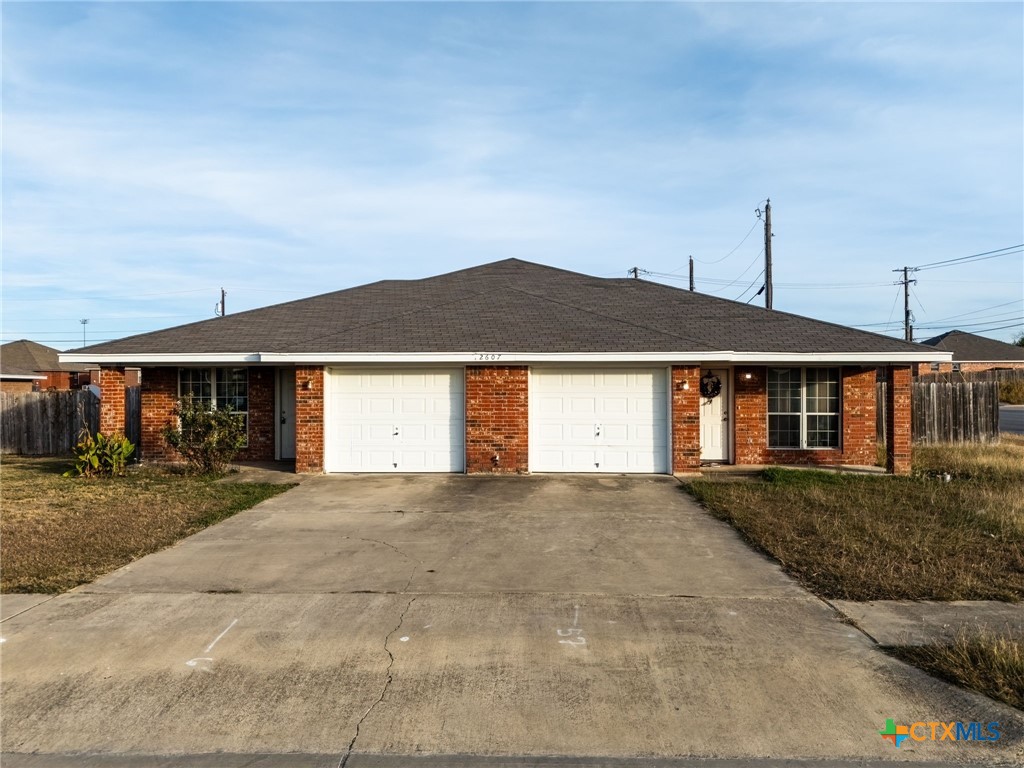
top-left (473, 353), bottom-right (503, 361)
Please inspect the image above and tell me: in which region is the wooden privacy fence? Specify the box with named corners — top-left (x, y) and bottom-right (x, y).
top-left (0, 387), bottom-right (141, 456)
top-left (877, 380), bottom-right (1000, 445)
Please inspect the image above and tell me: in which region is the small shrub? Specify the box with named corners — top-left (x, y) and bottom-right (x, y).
top-left (64, 431), bottom-right (135, 478)
top-left (999, 379), bottom-right (1024, 405)
top-left (162, 395), bottom-right (246, 475)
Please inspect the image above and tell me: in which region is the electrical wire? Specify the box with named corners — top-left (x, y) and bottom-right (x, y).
top-left (911, 244), bottom-right (1023, 272)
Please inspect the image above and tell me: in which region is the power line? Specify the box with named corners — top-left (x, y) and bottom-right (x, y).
top-left (735, 269), bottom-right (765, 302)
top-left (690, 219), bottom-right (761, 267)
top-left (927, 300), bottom-right (1022, 324)
top-left (910, 244), bottom-right (1023, 272)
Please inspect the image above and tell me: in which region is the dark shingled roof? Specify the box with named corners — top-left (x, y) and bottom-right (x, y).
top-left (1, 340), bottom-right (88, 376)
top-left (920, 330), bottom-right (1024, 362)
top-left (78, 259), bottom-right (934, 357)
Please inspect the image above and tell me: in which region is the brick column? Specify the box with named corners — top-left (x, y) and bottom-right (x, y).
top-left (733, 366), bottom-right (767, 465)
top-left (295, 366), bottom-right (324, 474)
top-left (465, 365), bottom-right (529, 474)
top-left (140, 368), bottom-right (179, 461)
top-left (886, 365), bottom-right (912, 475)
top-left (841, 367), bottom-right (877, 466)
top-left (671, 365), bottom-right (701, 473)
top-left (98, 366), bottom-right (126, 435)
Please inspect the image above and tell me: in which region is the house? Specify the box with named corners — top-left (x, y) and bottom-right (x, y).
top-left (0, 340), bottom-right (91, 394)
top-left (62, 259), bottom-right (950, 475)
top-left (916, 330), bottom-right (1024, 375)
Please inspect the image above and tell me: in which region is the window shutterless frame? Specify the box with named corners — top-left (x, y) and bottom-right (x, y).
top-left (177, 367), bottom-right (249, 447)
top-left (767, 367), bottom-right (840, 450)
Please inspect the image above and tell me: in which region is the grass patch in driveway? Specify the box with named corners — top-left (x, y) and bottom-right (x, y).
top-left (684, 436), bottom-right (1024, 602)
top-left (886, 631), bottom-right (1024, 711)
top-left (1, 456), bottom-right (293, 593)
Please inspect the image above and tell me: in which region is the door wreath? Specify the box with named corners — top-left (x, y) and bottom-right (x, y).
top-left (700, 371), bottom-right (722, 399)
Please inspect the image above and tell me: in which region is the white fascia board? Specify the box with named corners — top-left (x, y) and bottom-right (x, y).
top-left (61, 349), bottom-right (954, 366)
top-left (1, 373), bottom-right (47, 380)
top-left (59, 353), bottom-right (263, 365)
top-left (261, 350), bottom-right (954, 364)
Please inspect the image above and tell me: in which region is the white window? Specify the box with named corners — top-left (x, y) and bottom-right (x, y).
top-left (178, 367), bottom-right (249, 443)
top-left (767, 368), bottom-right (840, 449)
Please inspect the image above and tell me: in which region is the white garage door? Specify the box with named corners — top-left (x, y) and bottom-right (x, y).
top-left (325, 369), bottom-right (465, 472)
top-left (531, 368), bottom-right (668, 473)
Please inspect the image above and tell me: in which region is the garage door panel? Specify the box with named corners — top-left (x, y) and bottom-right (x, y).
top-left (538, 423), bottom-right (564, 441)
top-left (531, 368), bottom-right (668, 473)
top-left (327, 369), bottom-right (464, 473)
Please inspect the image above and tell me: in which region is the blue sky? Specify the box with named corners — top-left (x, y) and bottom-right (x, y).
top-left (3, 1), bottom-right (1022, 350)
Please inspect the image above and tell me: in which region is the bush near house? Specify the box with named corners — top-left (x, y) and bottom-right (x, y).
top-left (162, 395), bottom-right (247, 475)
top-left (1, 457), bottom-right (292, 593)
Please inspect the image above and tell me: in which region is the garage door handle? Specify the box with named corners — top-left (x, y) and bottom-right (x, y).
top-left (595, 424), bottom-right (602, 436)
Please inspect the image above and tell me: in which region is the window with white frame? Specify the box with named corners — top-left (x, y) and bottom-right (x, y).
top-left (767, 367), bottom-right (840, 449)
top-left (178, 368), bottom-right (248, 443)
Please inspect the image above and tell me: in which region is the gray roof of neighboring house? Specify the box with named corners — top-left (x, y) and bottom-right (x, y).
top-left (919, 330), bottom-right (1024, 362)
top-left (70, 259), bottom-right (939, 359)
top-left (1, 339), bottom-right (88, 377)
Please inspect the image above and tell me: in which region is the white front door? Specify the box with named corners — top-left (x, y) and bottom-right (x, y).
top-left (531, 368), bottom-right (668, 473)
top-left (277, 369), bottom-right (296, 460)
top-left (699, 368), bottom-right (730, 462)
top-left (325, 369), bottom-right (465, 472)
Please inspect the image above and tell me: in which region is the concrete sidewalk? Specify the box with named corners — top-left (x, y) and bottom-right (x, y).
top-left (833, 600), bottom-right (1024, 646)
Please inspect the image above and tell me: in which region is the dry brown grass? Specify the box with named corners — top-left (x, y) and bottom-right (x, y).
top-left (1, 456), bottom-right (292, 593)
top-left (685, 437), bottom-right (1024, 601)
top-left (887, 631), bottom-right (1024, 711)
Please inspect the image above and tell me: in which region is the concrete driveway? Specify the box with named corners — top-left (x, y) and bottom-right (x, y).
top-left (2, 475), bottom-right (1020, 766)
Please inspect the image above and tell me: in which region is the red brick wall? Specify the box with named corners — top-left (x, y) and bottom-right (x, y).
top-left (140, 367), bottom-right (276, 463)
top-left (140, 368), bottom-right (179, 462)
top-left (295, 366), bottom-right (324, 473)
top-left (98, 367), bottom-right (126, 435)
top-left (465, 365), bottom-right (528, 473)
top-left (238, 368), bottom-right (274, 462)
top-left (671, 365), bottom-right (701, 473)
top-left (733, 366), bottom-right (767, 465)
top-left (886, 365), bottom-right (912, 475)
top-left (732, 366), bottom-right (878, 467)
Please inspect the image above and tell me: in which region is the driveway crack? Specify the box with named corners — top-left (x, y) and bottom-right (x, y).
top-left (338, 595), bottom-right (416, 768)
top-left (343, 536), bottom-right (420, 592)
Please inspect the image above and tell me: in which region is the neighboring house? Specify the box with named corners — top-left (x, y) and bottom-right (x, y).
top-left (915, 330), bottom-right (1024, 375)
top-left (0, 340), bottom-right (91, 394)
top-left (63, 259), bottom-right (949, 475)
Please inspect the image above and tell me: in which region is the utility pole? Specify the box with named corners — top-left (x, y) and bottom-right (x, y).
top-left (628, 267), bottom-right (639, 279)
top-left (893, 267), bottom-right (917, 342)
top-left (763, 199), bottom-right (773, 310)
top-left (688, 256), bottom-right (695, 291)
top-left (215, 288), bottom-right (226, 317)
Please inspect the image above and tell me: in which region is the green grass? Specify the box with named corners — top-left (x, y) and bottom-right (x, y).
top-left (1, 456), bottom-right (294, 593)
top-left (886, 631), bottom-right (1024, 711)
top-left (684, 436), bottom-right (1024, 601)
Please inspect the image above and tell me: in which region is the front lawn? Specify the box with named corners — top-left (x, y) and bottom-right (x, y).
top-left (886, 632), bottom-right (1024, 711)
top-left (684, 436), bottom-right (1024, 602)
top-left (1, 457), bottom-right (293, 593)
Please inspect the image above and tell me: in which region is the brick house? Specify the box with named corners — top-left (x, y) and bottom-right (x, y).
top-left (915, 330), bottom-right (1024, 375)
top-left (0, 340), bottom-right (90, 394)
top-left (63, 260), bottom-right (949, 475)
